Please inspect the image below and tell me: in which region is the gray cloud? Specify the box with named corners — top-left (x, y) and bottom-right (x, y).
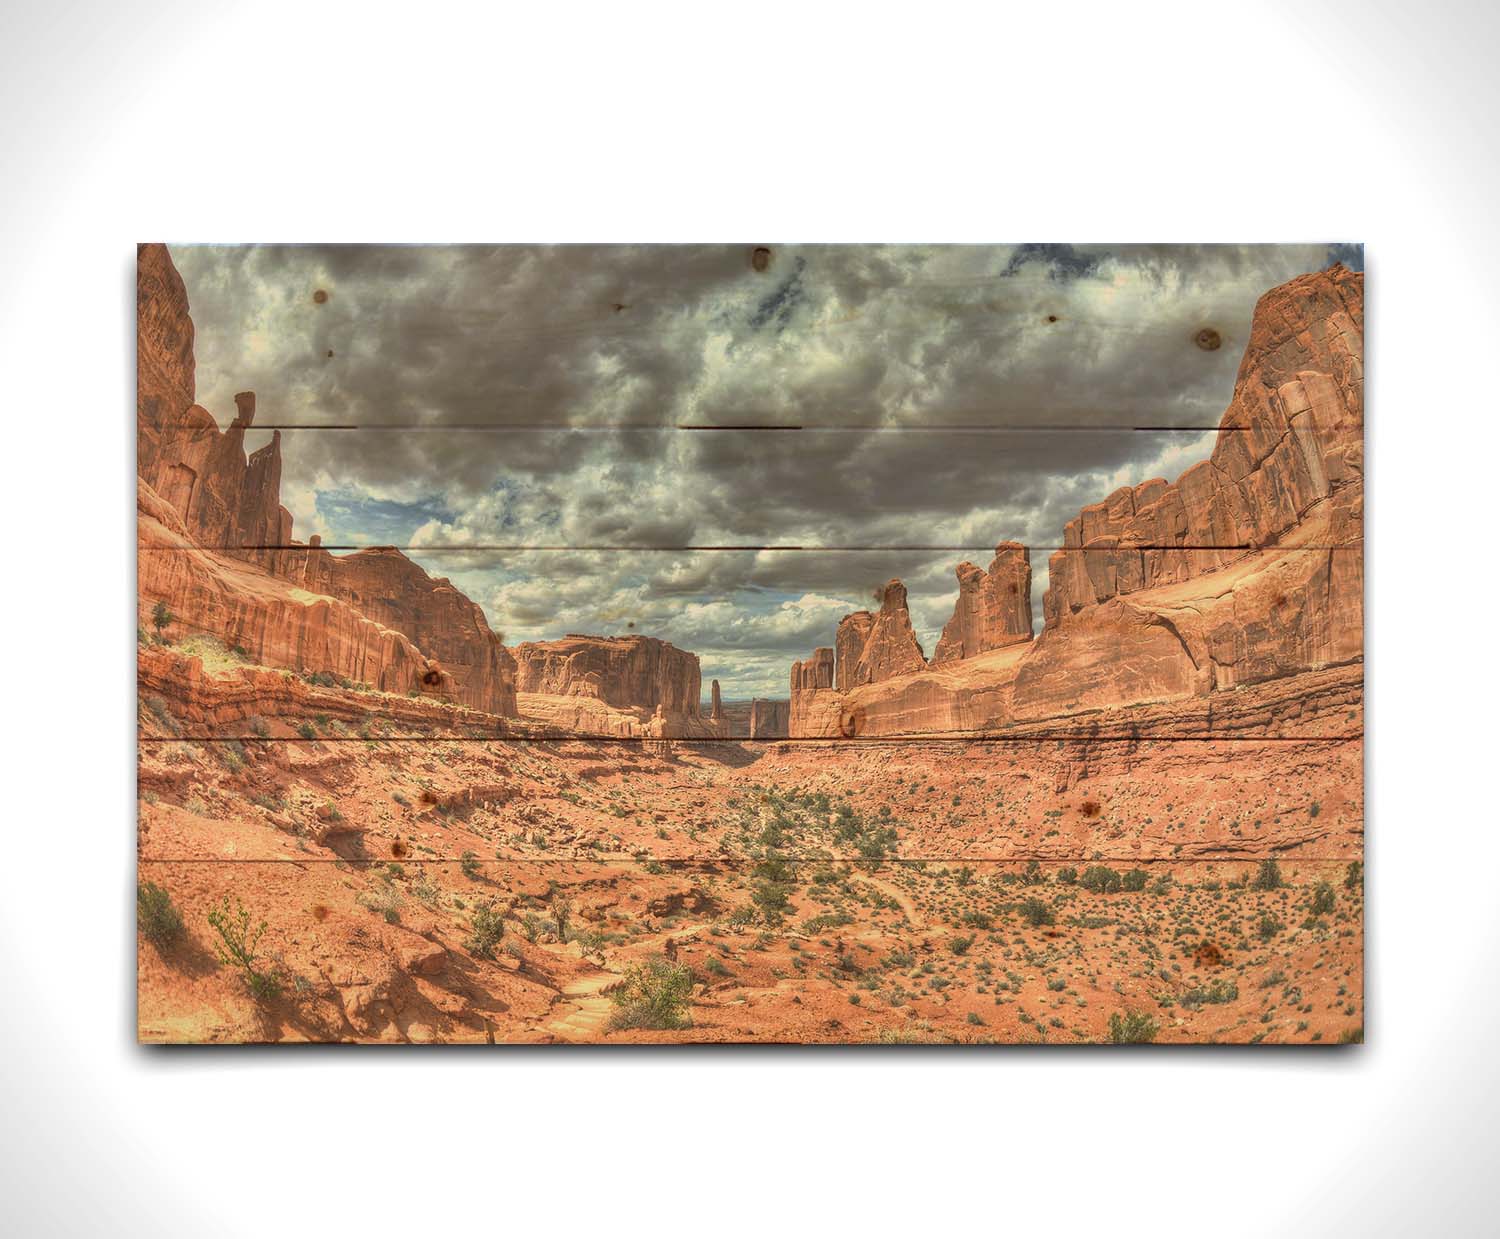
top-left (170, 243), bottom-right (1344, 697)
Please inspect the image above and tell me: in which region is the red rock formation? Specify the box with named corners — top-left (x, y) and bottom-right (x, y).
top-left (789, 646), bottom-right (838, 736)
top-left (137, 243), bottom-right (518, 718)
top-left (931, 542), bottom-right (1033, 663)
top-left (139, 482), bottom-right (443, 701)
top-left (848, 580), bottom-right (926, 687)
top-left (748, 698), bottom-right (791, 739)
top-left (710, 680), bottom-right (724, 722)
top-left (278, 544), bottom-right (516, 716)
top-left (512, 635), bottom-right (703, 718)
top-left (136, 242), bottom-right (196, 478)
top-left (835, 612), bottom-right (874, 692)
top-left (787, 264), bottom-right (1363, 739)
top-left (1043, 264), bottom-right (1363, 626)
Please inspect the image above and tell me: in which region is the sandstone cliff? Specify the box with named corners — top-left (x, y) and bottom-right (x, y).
top-left (931, 542), bottom-right (1033, 663)
top-left (788, 263), bottom-right (1364, 738)
top-left (137, 243), bottom-right (518, 718)
top-left (1043, 264), bottom-right (1363, 625)
top-left (789, 646), bottom-right (839, 736)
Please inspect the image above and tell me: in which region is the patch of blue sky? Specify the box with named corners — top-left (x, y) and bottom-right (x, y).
top-left (314, 489), bottom-right (454, 545)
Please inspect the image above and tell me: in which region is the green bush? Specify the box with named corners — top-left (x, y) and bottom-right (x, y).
top-left (1180, 979), bottom-right (1238, 1009)
top-left (1056, 867), bottom-right (1078, 885)
top-left (460, 850), bottom-right (481, 879)
top-left (608, 956), bottom-right (694, 1031)
top-left (1080, 865), bottom-right (1122, 894)
top-left (1121, 868), bottom-right (1148, 892)
top-left (1018, 897), bottom-right (1054, 927)
top-left (206, 896), bottom-right (280, 1001)
top-left (549, 895), bottom-right (573, 940)
top-left (1108, 1010), bottom-right (1159, 1044)
top-left (151, 600), bottom-right (173, 634)
top-left (1252, 859), bottom-right (1283, 891)
top-left (1257, 913), bottom-right (1285, 941)
top-left (1344, 860), bottom-right (1363, 891)
top-left (137, 881), bottom-right (184, 947)
top-left (465, 901), bottom-right (506, 959)
top-left (1310, 882), bottom-right (1337, 916)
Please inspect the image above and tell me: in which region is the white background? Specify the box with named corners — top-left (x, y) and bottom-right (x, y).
top-left (1, 1), bottom-right (1495, 1234)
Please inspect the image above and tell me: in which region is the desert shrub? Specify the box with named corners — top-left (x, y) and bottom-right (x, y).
top-left (949, 934), bottom-right (975, 955)
top-left (137, 881), bottom-right (184, 947)
top-left (465, 900), bottom-right (506, 959)
top-left (1257, 913), bottom-right (1285, 941)
top-left (460, 850), bottom-right (480, 879)
top-left (1056, 866), bottom-right (1078, 885)
top-left (1021, 860), bottom-right (1044, 885)
top-left (1338, 1026), bottom-right (1364, 1044)
top-left (1180, 979), bottom-right (1239, 1009)
top-left (1344, 860), bottom-right (1363, 891)
top-left (608, 956), bottom-right (694, 1031)
top-left (357, 882), bottom-right (403, 924)
top-left (1108, 1010), bottom-right (1159, 1044)
top-left (1252, 859), bottom-right (1283, 891)
top-left (296, 721), bottom-right (317, 740)
top-left (246, 715), bottom-right (270, 738)
top-left (1018, 897), bottom-right (1054, 927)
top-left (206, 897), bottom-right (280, 1001)
top-left (151, 600), bottom-right (173, 634)
top-left (1080, 865), bottom-right (1122, 894)
top-left (549, 895), bottom-right (573, 940)
top-left (1121, 868), bottom-right (1148, 892)
top-left (1310, 882), bottom-right (1337, 916)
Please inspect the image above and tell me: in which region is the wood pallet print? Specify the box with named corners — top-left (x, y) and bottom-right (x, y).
top-left (136, 243), bottom-right (1365, 1045)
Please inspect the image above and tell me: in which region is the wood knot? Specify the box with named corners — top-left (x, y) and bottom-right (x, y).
top-left (750, 246), bottom-right (772, 272)
top-left (1194, 327), bottom-right (1222, 351)
top-left (312, 289), bottom-right (329, 305)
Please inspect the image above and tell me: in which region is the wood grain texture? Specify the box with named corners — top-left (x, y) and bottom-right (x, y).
top-left (136, 244), bottom-right (1364, 1044)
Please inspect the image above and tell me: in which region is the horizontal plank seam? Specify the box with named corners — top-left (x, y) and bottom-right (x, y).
top-left (137, 856), bottom-right (1366, 864)
top-left (137, 734), bottom-right (1363, 745)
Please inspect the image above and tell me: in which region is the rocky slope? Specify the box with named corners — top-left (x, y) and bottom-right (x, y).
top-left (789, 264), bottom-right (1364, 738)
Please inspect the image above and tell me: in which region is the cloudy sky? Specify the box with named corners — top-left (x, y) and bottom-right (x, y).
top-left (172, 242), bottom-right (1361, 699)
